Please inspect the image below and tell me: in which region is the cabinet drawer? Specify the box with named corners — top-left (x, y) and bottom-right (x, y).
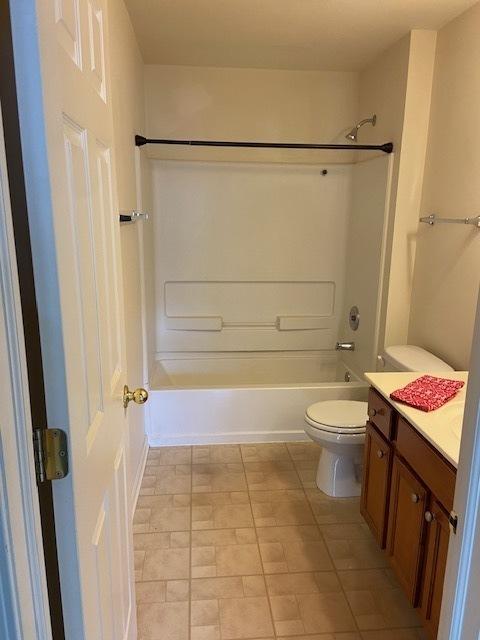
top-left (396, 417), bottom-right (456, 512)
top-left (367, 388), bottom-right (394, 440)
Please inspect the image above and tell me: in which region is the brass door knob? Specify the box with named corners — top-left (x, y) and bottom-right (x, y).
top-left (123, 385), bottom-right (149, 408)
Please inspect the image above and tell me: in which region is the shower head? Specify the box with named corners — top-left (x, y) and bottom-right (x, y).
top-left (345, 114), bottom-right (377, 142)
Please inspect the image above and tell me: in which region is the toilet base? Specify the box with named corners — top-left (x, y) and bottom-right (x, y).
top-left (315, 446), bottom-right (363, 498)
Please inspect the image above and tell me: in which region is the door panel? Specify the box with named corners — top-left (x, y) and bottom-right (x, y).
top-left (55, 0), bottom-right (81, 65)
top-left (387, 454), bottom-right (427, 605)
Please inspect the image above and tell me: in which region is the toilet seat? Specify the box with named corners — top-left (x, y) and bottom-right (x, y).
top-left (305, 400), bottom-right (368, 434)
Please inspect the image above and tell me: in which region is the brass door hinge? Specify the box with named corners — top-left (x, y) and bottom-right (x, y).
top-left (33, 428), bottom-right (69, 483)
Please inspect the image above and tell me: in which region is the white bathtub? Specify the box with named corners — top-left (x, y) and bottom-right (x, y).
top-left (146, 352), bottom-right (368, 446)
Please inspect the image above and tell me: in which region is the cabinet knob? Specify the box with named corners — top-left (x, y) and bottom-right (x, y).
top-left (425, 511), bottom-right (435, 523)
top-left (376, 449), bottom-right (385, 459)
top-left (411, 493), bottom-right (420, 504)
top-left (368, 407), bottom-right (384, 418)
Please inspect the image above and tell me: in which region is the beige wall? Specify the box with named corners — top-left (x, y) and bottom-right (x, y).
top-left (144, 65), bottom-right (359, 164)
top-left (108, 0), bottom-right (152, 505)
top-left (408, 3), bottom-right (480, 370)
top-left (358, 31), bottom-right (437, 356)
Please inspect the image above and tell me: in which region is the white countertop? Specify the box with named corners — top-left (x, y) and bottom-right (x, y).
top-left (364, 371), bottom-right (469, 468)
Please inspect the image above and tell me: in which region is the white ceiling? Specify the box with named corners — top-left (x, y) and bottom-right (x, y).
top-left (124, 0), bottom-right (477, 71)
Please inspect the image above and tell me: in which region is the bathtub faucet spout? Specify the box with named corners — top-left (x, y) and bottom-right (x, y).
top-left (335, 341), bottom-right (355, 351)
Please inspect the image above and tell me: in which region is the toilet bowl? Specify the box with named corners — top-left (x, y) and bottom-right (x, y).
top-left (304, 400), bottom-right (368, 498)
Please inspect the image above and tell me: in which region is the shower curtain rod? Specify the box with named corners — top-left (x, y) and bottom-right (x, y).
top-left (135, 135), bottom-right (393, 154)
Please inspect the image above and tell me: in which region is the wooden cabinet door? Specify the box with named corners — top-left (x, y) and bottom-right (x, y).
top-left (419, 500), bottom-right (450, 639)
top-left (361, 423), bottom-right (392, 547)
top-left (387, 454), bottom-right (427, 604)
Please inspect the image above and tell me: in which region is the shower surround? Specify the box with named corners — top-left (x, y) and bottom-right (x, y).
top-left (146, 156), bottom-right (391, 444)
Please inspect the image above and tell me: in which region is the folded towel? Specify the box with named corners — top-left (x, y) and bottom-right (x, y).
top-left (390, 375), bottom-right (464, 412)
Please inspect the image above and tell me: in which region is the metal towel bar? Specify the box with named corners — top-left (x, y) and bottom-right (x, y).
top-left (420, 214), bottom-right (480, 228)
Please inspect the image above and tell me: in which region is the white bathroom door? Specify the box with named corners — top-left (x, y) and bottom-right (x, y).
top-left (25, 0), bottom-right (136, 637)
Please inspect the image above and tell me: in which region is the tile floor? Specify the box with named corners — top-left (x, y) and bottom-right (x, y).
top-left (133, 442), bottom-right (425, 640)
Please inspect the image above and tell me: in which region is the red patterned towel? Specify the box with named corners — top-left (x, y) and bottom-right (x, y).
top-left (390, 375), bottom-right (464, 412)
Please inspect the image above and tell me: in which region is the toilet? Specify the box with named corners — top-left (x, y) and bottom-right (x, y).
top-left (304, 345), bottom-right (454, 498)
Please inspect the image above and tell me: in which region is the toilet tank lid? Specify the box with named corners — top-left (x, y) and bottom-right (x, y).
top-left (383, 345), bottom-right (454, 372)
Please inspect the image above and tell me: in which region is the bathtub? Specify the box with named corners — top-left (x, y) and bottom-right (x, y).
top-left (146, 351), bottom-right (368, 446)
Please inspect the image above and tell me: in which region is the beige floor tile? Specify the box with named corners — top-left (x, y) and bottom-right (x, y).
top-left (241, 443), bottom-right (290, 463)
top-left (244, 461), bottom-right (301, 491)
top-left (192, 528), bottom-right (256, 548)
top-left (324, 536), bottom-right (388, 571)
top-left (137, 494), bottom-right (192, 509)
top-left (146, 465), bottom-right (192, 494)
top-left (216, 544), bottom-right (263, 576)
top-left (142, 548), bottom-right (190, 581)
top-left (192, 492), bottom-right (253, 529)
top-left (134, 508), bottom-right (152, 525)
top-left (191, 575), bottom-right (266, 600)
top-left (320, 524), bottom-right (371, 541)
top-left (267, 579), bottom-right (356, 636)
top-left (136, 581), bottom-right (167, 604)
top-left (265, 572), bottom-right (341, 597)
top-left (192, 541), bottom-right (262, 577)
top-left (192, 598), bottom-right (220, 626)
top-left (136, 580), bottom-right (190, 604)
top-left (191, 576), bottom-right (246, 600)
top-left (148, 506), bottom-right (191, 532)
top-left (134, 531), bottom-right (190, 550)
top-left (219, 596), bottom-right (274, 639)
top-left (166, 580), bottom-right (190, 602)
top-left (249, 490), bottom-right (316, 526)
top-left (257, 524), bottom-right (321, 543)
top-left (193, 445), bottom-right (242, 464)
top-left (146, 446), bottom-right (192, 466)
top-left (191, 624), bottom-right (221, 640)
top-left (192, 464), bottom-right (248, 493)
top-left (305, 489), bottom-right (364, 525)
top-left (135, 550), bottom-right (146, 573)
top-left (282, 635), bottom-right (360, 640)
top-left (292, 460), bottom-right (318, 488)
top-left (338, 569), bottom-right (421, 630)
top-left (260, 539), bottom-right (333, 573)
top-left (297, 592), bottom-right (357, 634)
top-left (286, 442), bottom-right (321, 462)
top-left (137, 601), bottom-right (189, 640)
top-left (360, 631), bottom-right (427, 640)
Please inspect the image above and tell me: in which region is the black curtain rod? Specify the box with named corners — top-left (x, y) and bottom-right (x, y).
top-left (135, 135), bottom-right (393, 154)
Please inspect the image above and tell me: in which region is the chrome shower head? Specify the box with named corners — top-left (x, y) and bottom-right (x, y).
top-left (345, 114), bottom-right (377, 142)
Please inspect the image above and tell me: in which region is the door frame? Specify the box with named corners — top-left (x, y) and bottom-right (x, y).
top-left (6, 0), bottom-right (480, 637)
top-left (0, 1), bottom-right (65, 636)
top-left (8, 0), bottom-right (85, 636)
top-left (439, 290), bottom-right (480, 638)
top-left (0, 83), bottom-right (52, 640)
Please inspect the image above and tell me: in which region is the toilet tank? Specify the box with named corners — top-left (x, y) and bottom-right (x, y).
top-left (380, 345), bottom-right (454, 372)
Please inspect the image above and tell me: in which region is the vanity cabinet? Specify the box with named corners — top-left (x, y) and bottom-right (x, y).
top-left (361, 388), bottom-right (456, 639)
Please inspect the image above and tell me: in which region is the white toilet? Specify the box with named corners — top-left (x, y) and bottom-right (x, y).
top-left (304, 345), bottom-right (454, 498)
